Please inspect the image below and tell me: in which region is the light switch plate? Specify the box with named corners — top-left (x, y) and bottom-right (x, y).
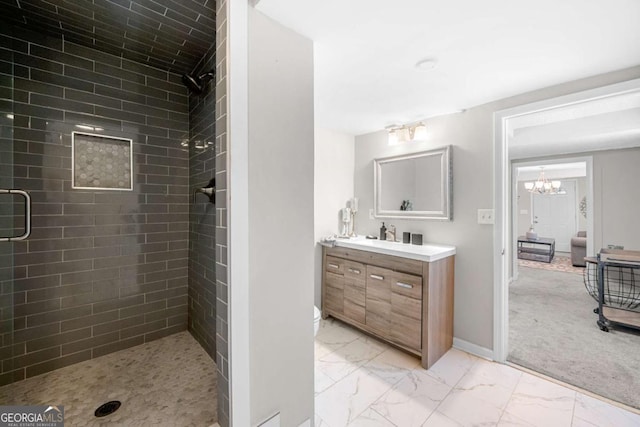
top-left (369, 209), bottom-right (374, 219)
top-left (477, 209), bottom-right (495, 225)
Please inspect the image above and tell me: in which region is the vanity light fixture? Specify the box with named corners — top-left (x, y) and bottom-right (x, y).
top-left (386, 122), bottom-right (427, 145)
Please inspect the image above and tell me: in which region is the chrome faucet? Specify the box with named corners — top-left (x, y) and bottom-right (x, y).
top-left (385, 225), bottom-right (397, 242)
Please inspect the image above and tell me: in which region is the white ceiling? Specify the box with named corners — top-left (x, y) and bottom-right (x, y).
top-left (256, 0), bottom-right (640, 136)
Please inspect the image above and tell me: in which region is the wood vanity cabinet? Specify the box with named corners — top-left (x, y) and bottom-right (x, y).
top-left (322, 246), bottom-right (455, 369)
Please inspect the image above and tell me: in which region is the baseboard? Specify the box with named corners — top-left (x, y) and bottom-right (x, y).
top-left (453, 337), bottom-right (494, 360)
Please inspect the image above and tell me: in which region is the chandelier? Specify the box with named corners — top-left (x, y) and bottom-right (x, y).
top-left (524, 167), bottom-right (565, 195)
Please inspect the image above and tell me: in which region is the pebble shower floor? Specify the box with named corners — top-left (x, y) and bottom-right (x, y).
top-left (0, 331), bottom-right (217, 426)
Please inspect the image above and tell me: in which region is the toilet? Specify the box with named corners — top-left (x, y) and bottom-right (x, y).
top-left (313, 306), bottom-right (321, 336)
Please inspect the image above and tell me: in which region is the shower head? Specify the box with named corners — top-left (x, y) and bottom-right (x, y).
top-left (181, 70), bottom-right (215, 94)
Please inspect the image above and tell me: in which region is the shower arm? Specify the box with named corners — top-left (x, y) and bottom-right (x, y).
top-left (193, 178), bottom-right (215, 204)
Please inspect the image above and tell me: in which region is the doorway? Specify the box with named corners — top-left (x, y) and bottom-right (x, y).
top-left (495, 78), bottom-right (640, 409)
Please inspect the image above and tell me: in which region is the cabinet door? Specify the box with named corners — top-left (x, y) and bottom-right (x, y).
top-left (390, 271), bottom-right (422, 350)
top-left (325, 271), bottom-right (344, 315)
top-left (365, 265), bottom-right (393, 336)
top-left (343, 260), bottom-right (366, 324)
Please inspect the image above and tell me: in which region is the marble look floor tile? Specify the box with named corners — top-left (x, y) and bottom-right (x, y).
top-left (316, 318), bottom-right (363, 351)
top-left (316, 337), bottom-right (387, 382)
top-left (315, 413), bottom-right (330, 427)
top-left (316, 340), bottom-right (337, 360)
top-left (363, 346), bottom-right (421, 385)
top-left (572, 393), bottom-right (640, 427)
top-left (422, 410), bottom-right (463, 426)
top-left (497, 411), bottom-right (539, 426)
top-left (451, 358), bottom-right (522, 409)
top-left (371, 369), bottom-right (451, 427)
top-left (423, 347), bottom-right (478, 387)
top-left (315, 367), bottom-right (395, 427)
top-left (436, 385), bottom-right (505, 426)
top-left (315, 365), bottom-right (336, 395)
top-left (503, 372), bottom-right (576, 427)
top-left (348, 408), bottom-right (395, 427)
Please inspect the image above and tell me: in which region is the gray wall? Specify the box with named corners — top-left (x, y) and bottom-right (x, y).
top-left (354, 65), bottom-right (640, 351)
top-left (593, 147), bottom-right (640, 251)
top-left (248, 8), bottom-right (315, 426)
top-left (0, 26), bottom-right (190, 386)
top-left (187, 44), bottom-right (217, 361)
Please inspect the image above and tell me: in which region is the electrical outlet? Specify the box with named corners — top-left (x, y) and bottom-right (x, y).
top-left (369, 209), bottom-right (374, 219)
top-left (477, 209), bottom-right (494, 225)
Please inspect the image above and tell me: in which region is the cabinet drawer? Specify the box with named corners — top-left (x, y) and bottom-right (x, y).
top-left (391, 271), bottom-right (422, 299)
top-left (325, 256), bottom-right (344, 274)
top-left (325, 246), bottom-right (423, 276)
top-left (344, 260), bottom-right (365, 279)
top-left (390, 311), bottom-right (422, 350)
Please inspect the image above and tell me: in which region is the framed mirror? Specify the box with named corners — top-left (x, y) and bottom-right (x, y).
top-left (374, 145), bottom-right (452, 220)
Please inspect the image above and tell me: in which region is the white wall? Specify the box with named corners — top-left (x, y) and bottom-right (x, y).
top-left (248, 8), bottom-right (314, 426)
top-left (354, 66), bottom-right (640, 351)
top-left (314, 128), bottom-right (354, 307)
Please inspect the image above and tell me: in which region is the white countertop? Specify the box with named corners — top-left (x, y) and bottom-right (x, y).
top-left (331, 236), bottom-right (456, 262)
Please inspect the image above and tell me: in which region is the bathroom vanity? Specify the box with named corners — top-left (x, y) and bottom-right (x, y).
top-left (321, 237), bottom-right (455, 369)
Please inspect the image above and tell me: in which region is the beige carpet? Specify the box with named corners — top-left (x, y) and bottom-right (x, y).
top-left (509, 266), bottom-right (640, 410)
top-left (519, 254), bottom-right (585, 275)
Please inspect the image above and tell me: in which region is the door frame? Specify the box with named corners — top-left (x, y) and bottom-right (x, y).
top-left (493, 78), bottom-right (640, 363)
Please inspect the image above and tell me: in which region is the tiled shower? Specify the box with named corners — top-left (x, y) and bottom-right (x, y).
top-left (0, 0), bottom-right (223, 423)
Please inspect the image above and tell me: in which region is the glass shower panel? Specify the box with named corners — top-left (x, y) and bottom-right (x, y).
top-left (0, 44), bottom-right (15, 385)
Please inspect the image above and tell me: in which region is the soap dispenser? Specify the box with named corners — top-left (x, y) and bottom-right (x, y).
top-left (380, 222), bottom-right (387, 240)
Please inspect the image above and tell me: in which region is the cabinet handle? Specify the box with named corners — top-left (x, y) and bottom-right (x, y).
top-left (348, 268), bottom-right (361, 274)
top-left (328, 263), bottom-right (339, 269)
top-left (370, 274), bottom-right (384, 280)
top-left (395, 282), bottom-right (413, 289)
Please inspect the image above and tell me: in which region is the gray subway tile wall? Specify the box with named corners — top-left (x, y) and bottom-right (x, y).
top-left (0, 25), bottom-right (192, 386)
top-left (215, 0), bottom-right (230, 425)
top-left (187, 43), bottom-right (218, 360)
top-left (1, 1), bottom-right (217, 74)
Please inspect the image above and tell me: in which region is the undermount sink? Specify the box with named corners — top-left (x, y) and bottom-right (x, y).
top-left (333, 236), bottom-right (456, 262)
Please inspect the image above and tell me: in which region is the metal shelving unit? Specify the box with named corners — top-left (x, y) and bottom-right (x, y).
top-left (584, 249), bottom-right (640, 332)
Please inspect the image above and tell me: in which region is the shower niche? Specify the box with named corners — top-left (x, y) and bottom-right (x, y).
top-left (72, 132), bottom-right (133, 191)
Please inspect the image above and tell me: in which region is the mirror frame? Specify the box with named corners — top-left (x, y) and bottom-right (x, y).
top-left (374, 145), bottom-right (453, 220)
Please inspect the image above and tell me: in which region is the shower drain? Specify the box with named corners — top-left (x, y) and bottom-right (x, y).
top-left (94, 400), bottom-right (121, 417)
